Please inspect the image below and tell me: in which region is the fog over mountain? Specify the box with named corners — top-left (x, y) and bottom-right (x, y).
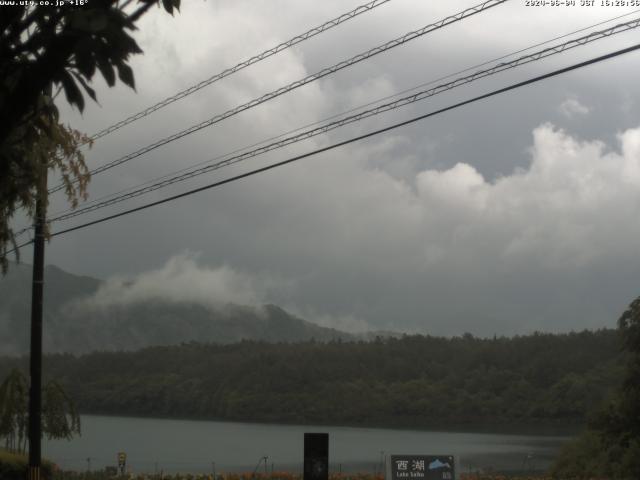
top-left (0, 258), bottom-right (359, 356)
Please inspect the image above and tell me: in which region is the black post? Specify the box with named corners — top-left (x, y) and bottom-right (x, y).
top-left (303, 433), bottom-right (328, 480)
top-left (28, 168), bottom-right (47, 480)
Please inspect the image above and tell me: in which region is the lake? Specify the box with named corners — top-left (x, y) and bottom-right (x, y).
top-left (43, 415), bottom-right (573, 476)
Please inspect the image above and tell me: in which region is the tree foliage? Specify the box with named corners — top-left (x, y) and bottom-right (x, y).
top-left (42, 380), bottom-right (81, 442)
top-left (0, 0), bottom-right (180, 273)
top-left (551, 296), bottom-right (640, 479)
top-left (0, 369), bottom-right (28, 453)
top-left (0, 369), bottom-right (81, 453)
top-left (0, 110), bottom-right (92, 274)
top-left (0, 329), bottom-right (623, 430)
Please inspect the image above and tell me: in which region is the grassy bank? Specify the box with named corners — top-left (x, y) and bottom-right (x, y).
top-left (49, 474), bottom-right (552, 480)
top-left (1, 453), bottom-right (609, 480)
top-left (0, 449), bottom-right (56, 480)
top-left (44, 472), bottom-right (608, 480)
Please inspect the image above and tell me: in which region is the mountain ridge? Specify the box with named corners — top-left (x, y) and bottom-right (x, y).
top-left (0, 263), bottom-right (358, 355)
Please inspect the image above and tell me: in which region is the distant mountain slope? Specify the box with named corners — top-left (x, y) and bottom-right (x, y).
top-left (0, 263), bottom-right (103, 355)
top-left (0, 263), bottom-right (354, 355)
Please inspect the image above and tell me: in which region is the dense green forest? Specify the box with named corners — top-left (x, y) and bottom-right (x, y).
top-left (0, 329), bottom-right (626, 429)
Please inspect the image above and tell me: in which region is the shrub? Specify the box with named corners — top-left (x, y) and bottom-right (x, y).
top-left (0, 449), bottom-right (56, 480)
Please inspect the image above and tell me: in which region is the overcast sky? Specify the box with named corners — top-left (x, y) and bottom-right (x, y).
top-left (19, 0), bottom-right (640, 335)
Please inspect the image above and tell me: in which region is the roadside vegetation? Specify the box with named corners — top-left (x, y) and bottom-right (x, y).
top-left (0, 369), bottom-right (80, 453)
top-left (0, 468), bottom-right (578, 480)
top-left (549, 297), bottom-right (640, 478)
top-left (0, 449), bottom-right (56, 480)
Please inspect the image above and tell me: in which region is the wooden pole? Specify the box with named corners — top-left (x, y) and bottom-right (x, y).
top-left (28, 165), bottom-right (47, 480)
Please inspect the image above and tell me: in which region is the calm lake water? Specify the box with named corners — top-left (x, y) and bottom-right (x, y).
top-left (43, 415), bottom-right (573, 476)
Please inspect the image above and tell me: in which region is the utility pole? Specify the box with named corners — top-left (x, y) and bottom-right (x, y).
top-left (28, 164), bottom-right (47, 480)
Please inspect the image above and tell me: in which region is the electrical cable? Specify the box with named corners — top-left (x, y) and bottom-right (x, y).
top-left (87, 0), bottom-right (394, 142)
top-left (28, 43), bottom-right (639, 247)
top-left (47, 0), bottom-right (508, 194)
top-left (48, 8), bottom-right (639, 220)
top-left (46, 17), bottom-right (640, 224)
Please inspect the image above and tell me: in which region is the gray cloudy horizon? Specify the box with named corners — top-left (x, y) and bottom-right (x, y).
top-left (16, 0), bottom-right (640, 336)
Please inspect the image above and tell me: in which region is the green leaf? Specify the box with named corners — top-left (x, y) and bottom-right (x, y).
top-left (72, 72), bottom-right (97, 103)
top-left (68, 10), bottom-right (109, 33)
top-left (59, 70), bottom-right (85, 112)
top-left (116, 62), bottom-right (135, 90)
top-left (74, 40), bottom-right (96, 78)
top-left (162, 0), bottom-right (174, 14)
top-left (115, 30), bottom-right (143, 56)
top-left (96, 57), bottom-right (115, 87)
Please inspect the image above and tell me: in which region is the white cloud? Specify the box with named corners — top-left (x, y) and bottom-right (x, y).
top-left (73, 251), bottom-right (282, 310)
top-left (287, 307), bottom-right (372, 333)
top-left (66, 251), bottom-right (376, 333)
top-left (208, 122), bottom-right (640, 333)
top-left (412, 123), bottom-right (640, 270)
top-left (558, 98), bottom-right (591, 118)
top-left (253, 122), bottom-right (640, 271)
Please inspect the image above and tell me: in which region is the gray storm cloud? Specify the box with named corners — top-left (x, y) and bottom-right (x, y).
top-left (63, 123), bottom-right (640, 335)
top-left (44, 1), bottom-right (640, 336)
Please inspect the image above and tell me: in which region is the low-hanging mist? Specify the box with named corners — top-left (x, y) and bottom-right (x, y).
top-left (67, 251), bottom-right (280, 312)
top-left (0, 258), bottom-right (362, 355)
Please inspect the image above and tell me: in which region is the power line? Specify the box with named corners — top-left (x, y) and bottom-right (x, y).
top-left (87, 0), bottom-right (393, 142)
top-left (32, 43), bottom-right (640, 245)
top-left (47, 0), bottom-right (507, 194)
top-left (11, 226), bottom-right (33, 239)
top-left (8, 239), bottom-right (33, 255)
top-left (47, 16), bottom-right (640, 224)
top-left (48, 8), bottom-right (639, 221)
top-left (30, 7), bottom-right (637, 243)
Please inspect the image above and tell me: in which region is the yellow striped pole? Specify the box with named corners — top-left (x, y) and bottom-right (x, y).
top-left (27, 466), bottom-right (40, 480)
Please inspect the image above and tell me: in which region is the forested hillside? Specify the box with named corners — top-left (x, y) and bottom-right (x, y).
top-left (0, 329), bottom-right (625, 429)
top-left (0, 263), bottom-right (355, 355)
